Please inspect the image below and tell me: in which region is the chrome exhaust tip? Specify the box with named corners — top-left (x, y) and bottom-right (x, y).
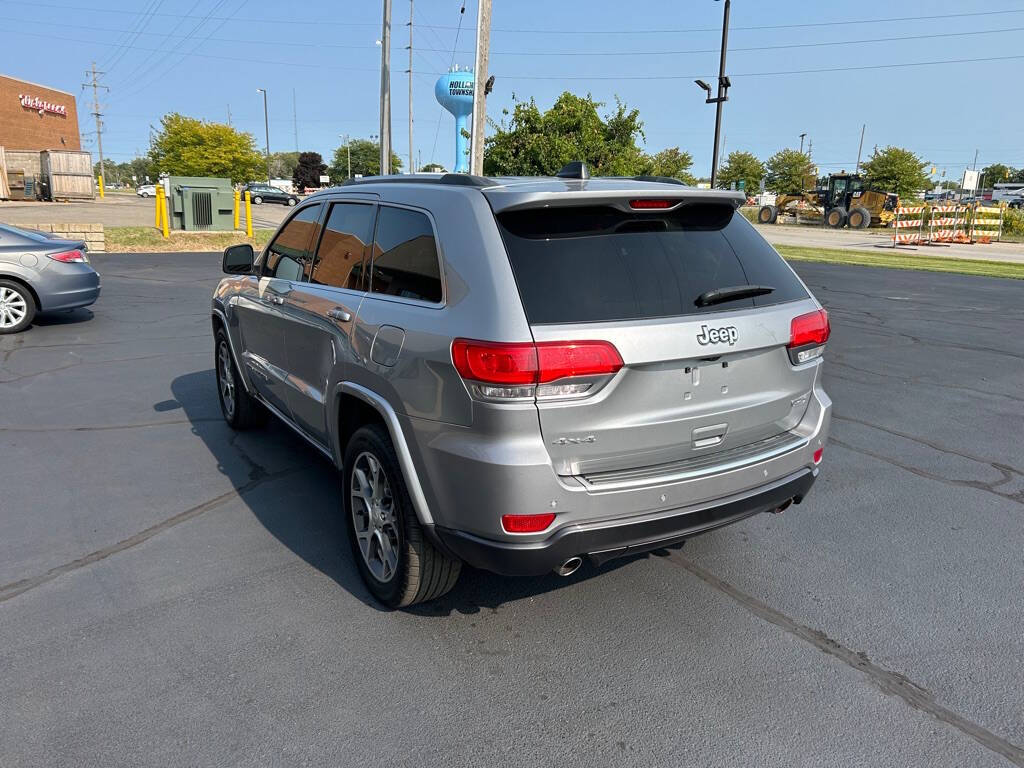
top-left (554, 556), bottom-right (583, 577)
top-left (770, 498), bottom-right (793, 515)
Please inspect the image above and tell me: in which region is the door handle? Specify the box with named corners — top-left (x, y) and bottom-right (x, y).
top-left (262, 294), bottom-right (284, 305)
top-left (327, 308), bottom-right (352, 322)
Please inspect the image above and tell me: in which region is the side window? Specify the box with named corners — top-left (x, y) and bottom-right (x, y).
top-left (310, 202), bottom-right (376, 290)
top-left (263, 204), bottom-right (322, 281)
top-left (369, 206), bottom-right (442, 303)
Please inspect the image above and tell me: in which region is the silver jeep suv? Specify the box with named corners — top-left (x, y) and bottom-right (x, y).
top-left (212, 168), bottom-right (831, 607)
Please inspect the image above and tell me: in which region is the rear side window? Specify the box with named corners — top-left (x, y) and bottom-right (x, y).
top-left (497, 204), bottom-right (807, 324)
top-left (311, 202), bottom-right (375, 290)
top-left (370, 206), bottom-right (442, 303)
top-left (264, 204), bottom-right (322, 281)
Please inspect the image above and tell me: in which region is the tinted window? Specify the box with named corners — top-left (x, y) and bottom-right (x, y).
top-left (370, 206), bottom-right (442, 303)
top-left (263, 204), bottom-right (322, 281)
top-left (497, 204), bottom-right (807, 324)
top-left (311, 202), bottom-right (375, 290)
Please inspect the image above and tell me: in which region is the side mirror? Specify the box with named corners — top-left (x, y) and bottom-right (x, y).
top-left (222, 243), bottom-right (255, 275)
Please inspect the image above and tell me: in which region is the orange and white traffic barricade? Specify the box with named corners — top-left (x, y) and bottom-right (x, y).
top-left (970, 204), bottom-right (1003, 244)
top-left (926, 204), bottom-right (965, 244)
top-left (891, 205), bottom-right (925, 246)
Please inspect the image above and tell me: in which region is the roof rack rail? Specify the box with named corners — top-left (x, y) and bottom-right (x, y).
top-left (339, 173), bottom-right (492, 188)
top-left (556, 161), bottom-right (590, 180)
top-left (632, 175), bottom-right (687, 185)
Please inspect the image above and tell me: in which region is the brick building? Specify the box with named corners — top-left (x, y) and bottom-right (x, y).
top-left (0, 73), bottom-right (83, 184)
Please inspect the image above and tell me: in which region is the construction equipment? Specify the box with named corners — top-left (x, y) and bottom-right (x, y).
top-left (757, 173), bottom-right (898, 229)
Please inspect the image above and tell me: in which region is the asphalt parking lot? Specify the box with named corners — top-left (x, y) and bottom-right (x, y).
top-left (1, 253), bottom-right (1022, 767)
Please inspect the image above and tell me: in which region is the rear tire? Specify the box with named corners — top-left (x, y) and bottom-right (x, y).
top-left (0, 279), bottom-right (36, 334)
top-left (849, 206), bottom-right (872, 229)
top-left (757, 205), bottom-right (778, 224)
top-left (826, 207), bottom-right (848, 228)
top-left (215, 327), bottom-right (265, 429)
top-left (343, 423), bottom-right (461, 608)
top-left (286, 197), bottom-right (297, 207)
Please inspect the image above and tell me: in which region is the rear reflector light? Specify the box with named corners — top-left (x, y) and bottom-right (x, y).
top-left (48, 249), bottom-right (87, 263)
top-left (788, 309), bottom-right (830, 364)
top-left (629, 199), bottom-right (674, 209)
top-left (501, 513), bottom-right (556, 533)
top-left (813, 447), bottom-right (823, 464)
top-left (451, 339), bottom-right (623, 398)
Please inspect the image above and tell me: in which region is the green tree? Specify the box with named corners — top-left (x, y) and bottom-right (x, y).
top-left (860, 146), bottom-right (931, 199)
top-left (641, 147), bottom-right (696, 184)
top-left (148, 113), bottom-right (264, 183)
top-left (483, 93), bottom-right (651, 176)
top-left (269, 151), bottom-right (301, 180)
top-left (420, 163), bottom-right (446, 173)
top-left (327, 139), bottom-right (402, 182)
top-left (293, 152), bottom-right (327, 189)
top-left (716, 151), bottom-right (765, 193)
top-left (980, 163), bottom-right (1017, 186)
top-left (765, 149), bottom-right (815, 195)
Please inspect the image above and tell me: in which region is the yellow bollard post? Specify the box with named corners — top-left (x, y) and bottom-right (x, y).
top-left (154, 187), bottom-right (162, 227)
top-left (98, 175), bottom-right (105, 199)
top-left (245, 190), bottom-right (253, 238)
top-left (233, 188), bottom-right (240, 230)
top-left (161, 190), bottom-right (170, 240)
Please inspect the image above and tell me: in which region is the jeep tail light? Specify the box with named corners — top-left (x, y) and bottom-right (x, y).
top-left (501, 512), bottom-right (556, 533)
top-left (629, 199), bottom-right (675, 209)
top-left (788, 309), bottom-right (830, 365)
top-left (48, 249), bottom-right (87, 263)
top-left (451, 339), bottom-right (623, 401)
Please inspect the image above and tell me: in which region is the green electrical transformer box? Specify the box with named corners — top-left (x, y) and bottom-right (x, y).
top-left (165, 176), bottom-right (235, 231)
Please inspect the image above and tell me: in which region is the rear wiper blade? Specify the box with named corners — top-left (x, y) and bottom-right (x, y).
top-left (695, 284), bottom-right (774, 307)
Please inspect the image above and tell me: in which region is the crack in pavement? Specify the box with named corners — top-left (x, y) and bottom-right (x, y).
top-left (664, 554), bottom-right (1024, 767)
top-left (0, 465), bottom-right (306, 605)
top-left (0, 418), bottom-right (221, 433)
top-left (830, 438), bottom-right (1024, 505)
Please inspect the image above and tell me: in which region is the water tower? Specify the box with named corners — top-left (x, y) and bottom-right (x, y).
top-left (434, 67), bottom-right (475, 173)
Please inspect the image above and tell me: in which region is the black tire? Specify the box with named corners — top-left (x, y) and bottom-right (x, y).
top-left (826, 207), bottom-right (848, 228)
top-left (0, 279), bottom-right (37, 334)
top-left (286, 197), bottom-right (297, 207)
top-left (849, 206), bottom-right (872, 229)
top-left (252, 195), bottom-right (263, 205)
top-left (757, 204), bottom-right (778, 224)
top-left (343, 423), bottom-right (461, 608)
top-left (214, 327), bottom-right (265, 429)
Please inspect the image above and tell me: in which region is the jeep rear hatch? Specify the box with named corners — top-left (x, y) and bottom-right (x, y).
top-left (490, 198), bottom-right (826, 479)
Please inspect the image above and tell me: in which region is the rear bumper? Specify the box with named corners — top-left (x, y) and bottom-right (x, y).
top-left (37, 265), bottom-right (101, 311)
top-left (433, 468), bottom-right (816, 576)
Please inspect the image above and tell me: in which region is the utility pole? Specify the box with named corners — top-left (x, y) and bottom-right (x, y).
top-left (807, 138), bottom-right (812, 161)
top-left (470, 0), bottom-right (492, 176)
top-left (799, 133), bottom-right (806, 154)
top-left (379, 0), bottom-right (393, 175)
top-left (83, 62), bottom-right (108, 196)
top-left (293, 89), bottom-right (298, 151)
top-left (227, 104), bottom-right (232, 126)
top-left (972, 148), bottom-right (978, 170)
top-left (257, 88), bottom-right (271, 182)
top-left (340, 134), bottom-right (351, 179)
top-left (407, 0), bottom-right (414, 174)
top-left (855, 123), bottom-right (865, 173)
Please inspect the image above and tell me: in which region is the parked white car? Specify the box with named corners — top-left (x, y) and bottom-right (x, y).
top-left (136, 184), bottom-right (157, 198)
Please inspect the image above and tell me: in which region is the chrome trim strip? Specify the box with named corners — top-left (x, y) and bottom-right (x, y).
top-left (336, 381), bottom-right (434, 527)
top-left (579, 433), bottom-right (808, 491)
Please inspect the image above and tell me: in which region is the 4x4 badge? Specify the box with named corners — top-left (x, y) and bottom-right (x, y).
top-left (696, 325), bottom-right (738, 346)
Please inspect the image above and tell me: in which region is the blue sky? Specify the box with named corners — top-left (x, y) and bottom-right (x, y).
top-left (3, 0), bottom-right (1023, 179)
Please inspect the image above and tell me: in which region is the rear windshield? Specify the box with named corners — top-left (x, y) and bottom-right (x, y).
top-left (497, 203), bottom-right (807, 325)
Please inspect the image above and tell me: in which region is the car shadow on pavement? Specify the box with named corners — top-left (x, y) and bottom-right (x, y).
top-left (169, 368), bottom-right (644, 616)
top-left (33, 308), bottom-right (94, 328)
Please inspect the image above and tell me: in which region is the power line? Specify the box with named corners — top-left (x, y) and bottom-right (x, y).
top-left (11, 2), bottom-right (1024, 33)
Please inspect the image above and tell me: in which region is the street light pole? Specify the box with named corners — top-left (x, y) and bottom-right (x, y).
top-left (695, 0), bottom-right (730, 187)
top-left (799, 133), bottom-right (806, 155)
top-left (257, 88), bottom-right (271, 183)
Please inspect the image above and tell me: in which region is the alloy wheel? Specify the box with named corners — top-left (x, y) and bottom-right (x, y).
top-left (350, 451), bottom-right (399, 583)
top-left (218, 340), bottom-right (236, 419)
top-left (0, 286), bottom-right (28, 329)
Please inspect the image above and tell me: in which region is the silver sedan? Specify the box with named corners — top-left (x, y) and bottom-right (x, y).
top-left (0, 223), bottom-right (101, 333)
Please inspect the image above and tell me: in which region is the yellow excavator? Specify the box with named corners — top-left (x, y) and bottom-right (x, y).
top-left (757, 173), bottom-right (898, 229)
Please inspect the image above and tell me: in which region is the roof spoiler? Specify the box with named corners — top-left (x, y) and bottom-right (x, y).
top-left (556, 161), bottom-right (590, 180)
